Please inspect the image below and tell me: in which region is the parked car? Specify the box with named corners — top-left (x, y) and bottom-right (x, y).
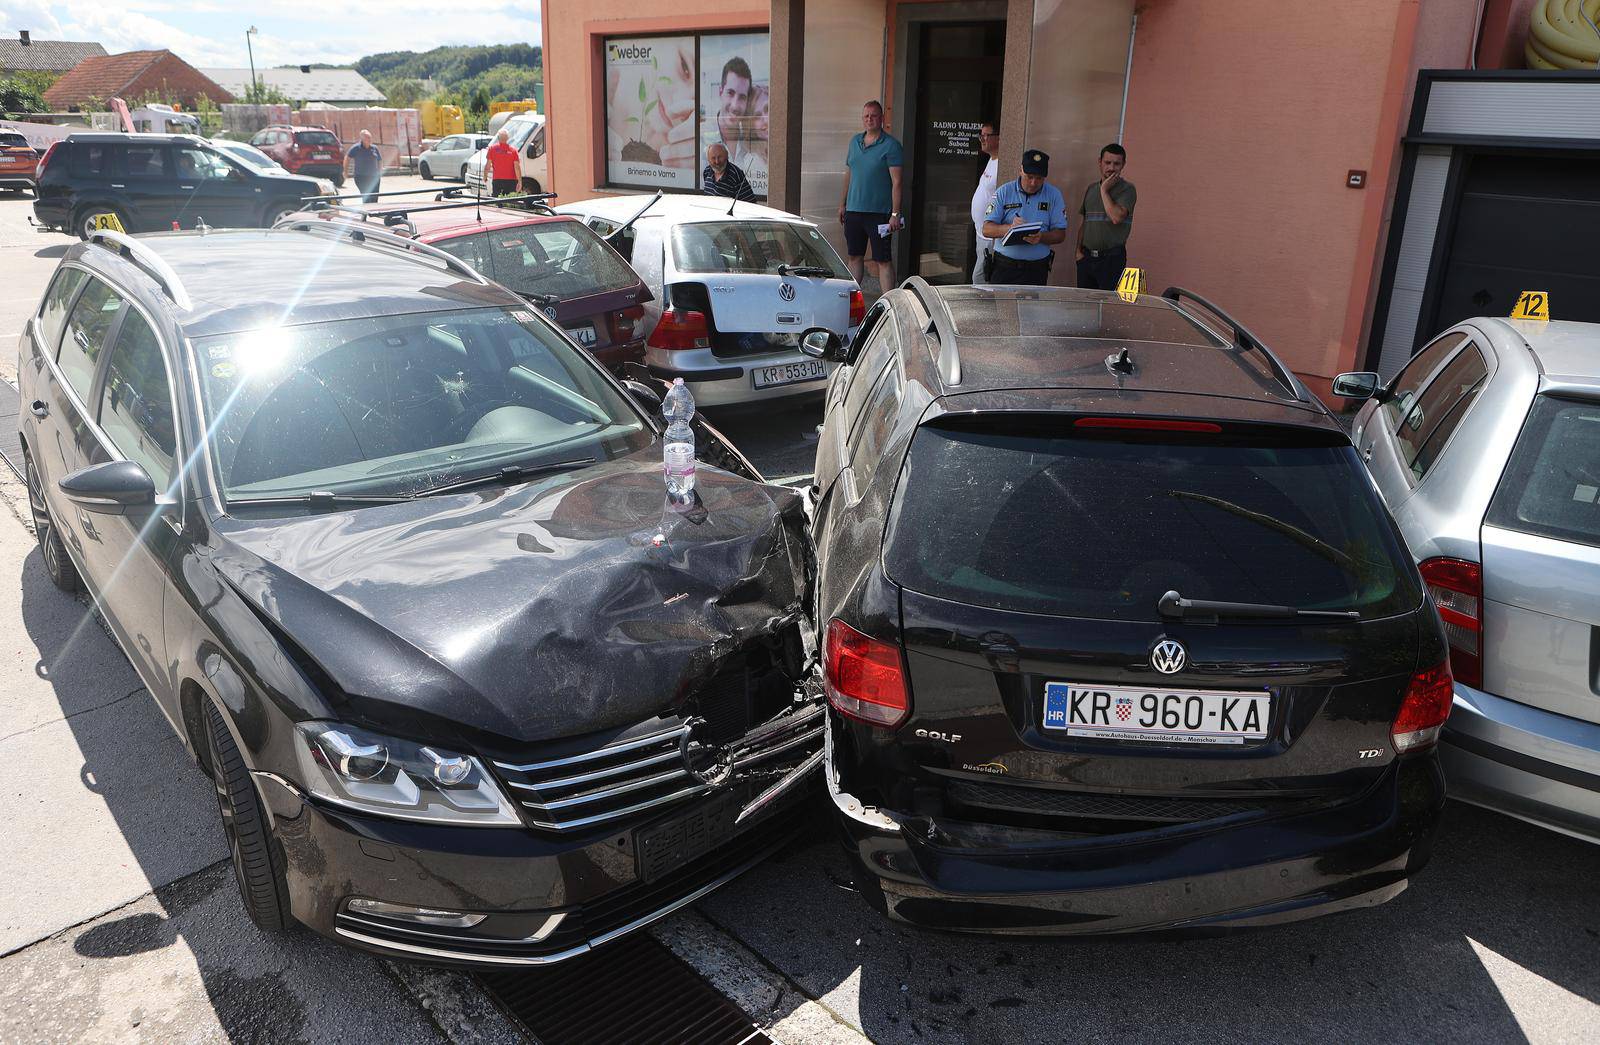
top-left (803, 281), bottom-right (1451, 933)
top-left (249, 125), bottom-right (345, 186)
top-left (420, 134), bottom-right (491, 181)
top-left (0, 130), bottom-right (39, 192)
top-left (464, 113), bottom-right (547, 195)
top-left (210, 138), bottom-right (336, 198)
top-left (556, 194), bottom-right (863, 408)
top-left (296, 196), bottom-right (653, 373)
top-left (31, 133), bottom-right (322, 238)
top-left (16, 220), bottom-right (820, 965)
top-left (1337, 317), bottom-right (1600, 844)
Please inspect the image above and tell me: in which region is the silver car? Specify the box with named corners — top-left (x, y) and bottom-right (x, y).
top-left (1336, 318), bottom-right (1600, 843)
top-left (419, 134), bottom-right (491, 182)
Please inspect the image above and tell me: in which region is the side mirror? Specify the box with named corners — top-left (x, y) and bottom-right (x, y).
top-left (1331, 371), bottom-right (1382, 401)
top-left (799, 327), bottom-right (844, 362)
top-left (623, 378), bottom-right (663, 414)
top-left (59, 460), bottom-right (156, 515)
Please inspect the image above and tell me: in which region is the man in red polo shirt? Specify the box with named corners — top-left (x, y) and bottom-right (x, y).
top-left (486, 129), bottom-right (520, 196)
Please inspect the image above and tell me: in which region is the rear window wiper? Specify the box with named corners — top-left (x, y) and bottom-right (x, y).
top-left (412, 458), bottom-right (595, 497)
top-left (777, 264), bottom-right (833, 278)
top-left (1158, 590), bottom-right (1361, 622)
top-left (519, 290), bottom-right (560, 307)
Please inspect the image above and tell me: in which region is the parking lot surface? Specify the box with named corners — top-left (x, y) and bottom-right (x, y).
top-left (0, 186), bottom-right (1596, 1044)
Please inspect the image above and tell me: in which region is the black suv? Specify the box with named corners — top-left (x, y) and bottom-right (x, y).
top-left (17, 221), bottom-right (820, 965)
top-left (32, 132), bottom-right (321, 239)
top-left (801, 280), bottom-right (1451, 933)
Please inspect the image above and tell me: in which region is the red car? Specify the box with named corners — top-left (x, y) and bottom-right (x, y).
top-left (249, 125), bottom-right (345, 186)
top-left (0, 131), bottom-right (39, 192)
top-left (309, 199), bottom-right (652, 371)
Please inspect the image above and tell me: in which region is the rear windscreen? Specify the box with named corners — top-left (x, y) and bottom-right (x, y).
top-left (0, 132), bottom-right (28, 148)
top-left (485, 222), bottom-right (639, 298)
top-left (884, 422), bottom-right (1419, 622)
top-left (671, 222), bottom-right (851, 278)
top-left (1487, 395), bottom-right (1600, 549)
top-left (295, 131), bottom-right (338, 146)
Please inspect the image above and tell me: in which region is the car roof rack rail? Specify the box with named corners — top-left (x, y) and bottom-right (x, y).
top-left (1160, 286), bottom-right (1306, 402)
top-left (273, 217), bottom-right (490, 285)
top-left (86, 229), bottom-right (192, 311)
top-left (902, 275), bottom-right (961, 386)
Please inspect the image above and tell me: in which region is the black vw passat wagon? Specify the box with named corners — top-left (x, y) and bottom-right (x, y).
top-left (800, 281), bottom-right (1451, 933)
top-left (17, 222), bottom-right (821, 965)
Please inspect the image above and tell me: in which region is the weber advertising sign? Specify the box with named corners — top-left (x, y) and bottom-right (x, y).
top-left (604, 36), bottom-right (698, 191)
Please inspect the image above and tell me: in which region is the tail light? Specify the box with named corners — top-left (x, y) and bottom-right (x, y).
top-left (1418, 557), bottom-right (1482, 688)
top-left (612, 304), bottom-right (646, 343)
top-left (824, 618), bottom-right (909, 729)
top-left (1391, 661), bottom-right (1453, 753)
top-left (35, 141), bottom-right (60, 179)
top-left (848, 288), bottom-right (865, 327)
top-left (647, 309), bottom-right (710, 351)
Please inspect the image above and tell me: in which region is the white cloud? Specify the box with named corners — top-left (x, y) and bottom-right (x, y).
top-left (0, 1), bottom-right (540, 68)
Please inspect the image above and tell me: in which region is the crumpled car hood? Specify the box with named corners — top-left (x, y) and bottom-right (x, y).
top-left (209, 455), bottom-right (810, 745)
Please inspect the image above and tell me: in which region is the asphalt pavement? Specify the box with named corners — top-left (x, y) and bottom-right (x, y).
top-left (0, 184), bottom-right (1596, 1044)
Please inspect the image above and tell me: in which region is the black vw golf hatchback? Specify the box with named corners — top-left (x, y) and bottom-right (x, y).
top-left (801, 281), bottom-right (1451, 933)
top-left (17, 222), bottom-right (821, 965)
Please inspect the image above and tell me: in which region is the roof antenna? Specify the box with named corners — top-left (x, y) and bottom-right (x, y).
top-left (727, 195), bottom-right (737, 217)
top-left (1106, 347), bottom-right (1135, 376)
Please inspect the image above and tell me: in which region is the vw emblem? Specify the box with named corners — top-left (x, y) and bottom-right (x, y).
top-left (542, 305), bottom-right (558, 320)
top-left (1150, 639), bottom-right (1187, 675)
top-left (778, 282), bottom-right (796, 302)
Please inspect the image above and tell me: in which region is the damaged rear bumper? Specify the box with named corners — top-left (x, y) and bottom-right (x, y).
top-left (827, 730), bottom-right (1445, 935)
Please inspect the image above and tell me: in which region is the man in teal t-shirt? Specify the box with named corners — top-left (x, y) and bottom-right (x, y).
top-left (837, 100), bottom-right (903, 293)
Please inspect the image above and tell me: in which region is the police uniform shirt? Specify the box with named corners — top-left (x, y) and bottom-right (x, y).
top-left (984, 177), bottom-right (1067, 262)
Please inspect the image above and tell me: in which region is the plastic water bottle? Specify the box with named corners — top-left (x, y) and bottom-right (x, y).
top-left (662, 379), bottom-right (696, 505)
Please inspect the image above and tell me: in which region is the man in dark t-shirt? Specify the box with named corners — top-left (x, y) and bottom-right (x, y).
top-left (347, 129), bottom-right (383, 202)
top-left (1075, 143), bottom-right (1137, 290)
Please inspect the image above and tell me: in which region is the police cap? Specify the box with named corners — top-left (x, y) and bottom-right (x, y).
top-left (1021, 149), bottom-right (1049, 176)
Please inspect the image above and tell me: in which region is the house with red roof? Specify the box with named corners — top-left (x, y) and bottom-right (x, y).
top-left (44, 50), bottom-right (233, 111)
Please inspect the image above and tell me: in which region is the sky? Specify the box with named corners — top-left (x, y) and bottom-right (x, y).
top-left (0, 0), bottom-right (540, 68)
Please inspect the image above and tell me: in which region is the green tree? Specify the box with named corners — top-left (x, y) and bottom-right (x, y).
top-left (242, 81), bottom-right (293, 105)
top-left (0, 75), bottom-right (47, 115)
top-left (377, 76), bottom-right (426, 108)
top-left (469, 86), bottom-right (490, 115)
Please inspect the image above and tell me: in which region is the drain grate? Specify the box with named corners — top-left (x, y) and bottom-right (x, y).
top-left (477, 931), bottom-right (774, 1045)
top-left (0, 379), bottom-right (23, 480)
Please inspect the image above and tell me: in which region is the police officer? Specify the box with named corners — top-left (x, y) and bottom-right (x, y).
top-left (979, 149), bottom-right (1067, 285)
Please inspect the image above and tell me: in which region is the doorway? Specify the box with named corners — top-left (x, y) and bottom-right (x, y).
top-left (894, 14), bottom-right (1006, 285)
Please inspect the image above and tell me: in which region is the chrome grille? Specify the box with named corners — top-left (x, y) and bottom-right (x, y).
top-left (494, 725), bottom-right (709, 832)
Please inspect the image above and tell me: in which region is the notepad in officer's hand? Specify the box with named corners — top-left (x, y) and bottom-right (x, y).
top-left (1000, 222), bottom-right (1043, 247)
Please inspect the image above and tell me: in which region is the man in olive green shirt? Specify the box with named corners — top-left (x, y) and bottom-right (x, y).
top-left (1075, 142), bottom-right (1136, 290)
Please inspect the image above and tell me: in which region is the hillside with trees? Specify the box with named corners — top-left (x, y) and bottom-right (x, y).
top-left (351, 44), bottom-right (541, 125)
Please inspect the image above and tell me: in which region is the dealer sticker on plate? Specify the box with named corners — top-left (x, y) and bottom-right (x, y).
top-left (1043, 683), bottom-right (1270, 745)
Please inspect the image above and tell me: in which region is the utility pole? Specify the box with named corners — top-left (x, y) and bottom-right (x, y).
top-left (245, 26), bottom-right (259, 101)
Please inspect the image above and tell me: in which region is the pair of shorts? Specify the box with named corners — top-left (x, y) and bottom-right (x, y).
top-left (843, 211), bottom-right (892, 262)
top-left (491, 178), bottom-right (518, 197)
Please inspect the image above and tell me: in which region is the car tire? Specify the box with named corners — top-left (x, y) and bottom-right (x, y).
top-left (459, 164), bottom-right (468, 182)
top-left (420, 162), bottom-right (432, 180)
top-left (523, 178), bottom-right (542, 194)
top-left (262, 201), bottom-right (302, 228)
top-left (24, 450), bottom-right (82, 594)
top-left (332, 173), bottom-right (345, 188)
top-left (205, 700), bottom-right (294, 933)
top-left (74, 204), bottom-right (128, 240)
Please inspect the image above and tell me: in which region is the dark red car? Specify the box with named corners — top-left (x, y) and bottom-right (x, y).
top-left (308, 199), bottom-right (652, 371)
top-left (0, 131), bottom-right (39, 192)
top-left (249, 125), bottom-right (345, 186)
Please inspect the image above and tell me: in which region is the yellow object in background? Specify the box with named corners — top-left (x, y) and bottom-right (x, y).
top-left (419, 101), bottom-right (465, 137)
top-left (1117, 267), bottom-right (1147, 302)
top-left (1525, 0), bottom-right (1600, 69)
top-left (1511, 290), bottom-right (1551, 321)
top-left (91, 213), bottom-right (125, 233)
top-left (489, 100), bottom-right (539, 118)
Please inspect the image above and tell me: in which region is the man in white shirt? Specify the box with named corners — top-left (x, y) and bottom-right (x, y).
top-left (969, 122), bottom-right (999, 282)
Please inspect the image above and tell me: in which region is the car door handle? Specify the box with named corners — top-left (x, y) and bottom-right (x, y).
top-left (179, 184), bottom-right (195, 190)
top-left (30, 400), bottom-right (47, 418)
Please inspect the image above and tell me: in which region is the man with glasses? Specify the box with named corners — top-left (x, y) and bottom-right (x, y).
top-left (969, 122), bottom-right (999, 282)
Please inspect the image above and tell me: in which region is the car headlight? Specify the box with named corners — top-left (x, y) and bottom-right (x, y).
top-left (294, 722), bottom-right (521, 826)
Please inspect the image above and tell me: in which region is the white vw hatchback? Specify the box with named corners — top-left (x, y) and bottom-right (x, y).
top-left (556, 194), bottom-right (862, 407)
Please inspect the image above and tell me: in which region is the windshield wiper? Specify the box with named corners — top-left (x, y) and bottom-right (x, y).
top-left (777, 264), bottom-right (832, 278)
top-left (228, 491), bottom-right (413, 509)
top-left (1158, 590), bottom-right (1361, 623)
top-left (412, 458), bottom-right (595, 497)
top-left (520, 290), bottom-right (559, 307)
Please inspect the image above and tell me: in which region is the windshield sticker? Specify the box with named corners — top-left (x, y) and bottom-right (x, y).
top-left (211, 361), bottom-right (236, 379)
top-left (207, 344), bottom-right (231, 359)
top-left (509, 310), bottom-right (537, 325)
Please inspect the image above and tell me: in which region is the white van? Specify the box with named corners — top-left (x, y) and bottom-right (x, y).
top-left (464, 113), bottom-right (548, 195)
